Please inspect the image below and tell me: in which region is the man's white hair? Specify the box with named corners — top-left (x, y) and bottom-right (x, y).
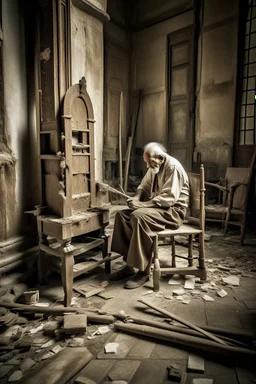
top-left (143, 142), bottom-right (167, 153)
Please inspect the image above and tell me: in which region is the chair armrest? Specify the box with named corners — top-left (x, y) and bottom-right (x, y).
top-left (205, 181), bottom-right (229, 192)
top-left (229, 181), bottom-right (248, 190)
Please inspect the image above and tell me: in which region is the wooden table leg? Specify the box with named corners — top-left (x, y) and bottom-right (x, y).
top-left (61, 239), bottom-right (75, 307)
top-left (100, 229), bottom-right (111, 274)
top-left (38, 233), bottom-right (49, 285)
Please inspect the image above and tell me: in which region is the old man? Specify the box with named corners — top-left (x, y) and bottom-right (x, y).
top-left (110, 142), bottom-right (189, 289)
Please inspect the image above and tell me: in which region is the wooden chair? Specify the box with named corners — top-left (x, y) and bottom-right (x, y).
top-left (205, 148), bottom-right (256, 245)
top-left (152, 165), bottom-right (207, 291)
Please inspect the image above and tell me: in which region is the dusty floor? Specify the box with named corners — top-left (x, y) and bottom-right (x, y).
top-left (0, 206), bottom-right (256, 384)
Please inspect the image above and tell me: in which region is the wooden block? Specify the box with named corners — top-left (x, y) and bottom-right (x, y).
top-left (75, 376), bottom-right (96, 384)
top-left (107, 360), bottom-right (140, 382)
top-left (63, 314), bottom-right (87, 333)
top-left (167, 365), bottom-right (182, 382)
top-left (73, 284), bottom-right (105, 298)
top-left (18, 348), bottom-right (93, 384)
top-left (188, 354), bottom-right (205, 372)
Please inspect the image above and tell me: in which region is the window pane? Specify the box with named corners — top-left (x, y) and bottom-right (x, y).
top-left (241, 105), bottom-right (246, 117)
top-left (252, 18), bottom-right (256, 33)
top-left (248, 77), bottom-right (255, 89)
top-left (251, 32), bottom-right (256, 47)
top-left (242, 91), bottom-right (246, 104)
top-left (246, 20), bottom-right (251, 34)
top-left (245, 117), bottom-right (254, 129)
top-left (245, 35), bottom-right (250, 49)
top-left (245, 130), bottom-right (254, 144)
top-left (249, 47), bottom-right (256, 62)
top-left (243, 65), bottom-right (248, 77)
top-left (239, 130), bottom-right (245, 145)
top-left (246, 104), bottom-right (255, 116)
top-left (248, 62), bottom-right (256, 75)
top-left (247, 90), bottom-right (255, 102)
top-left (240, 118), bottom-right (245, 130)
top-left (253, 7), bottom-right (256, 18)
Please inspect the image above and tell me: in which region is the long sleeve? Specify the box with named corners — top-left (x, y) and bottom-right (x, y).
top-left (152, 167), bottom-right (185, 208)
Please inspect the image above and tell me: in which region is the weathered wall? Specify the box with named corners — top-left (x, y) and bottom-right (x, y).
top-left (132, 11), bottom-right (194, 149)
top-left (2, 0), bottom-right (38, 241)
top-left (195, 0), bottom-right (239, 177)
top-left (71, 2), bottom-right (106, 181)
top-left (104, 18), bottom-right (131, 181)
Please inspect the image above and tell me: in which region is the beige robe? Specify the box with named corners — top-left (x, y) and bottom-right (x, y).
top-left (111, 154), bottom-right (189, 271)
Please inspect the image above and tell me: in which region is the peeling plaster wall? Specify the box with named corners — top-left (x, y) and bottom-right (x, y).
top-left (195, 0), bottom-right (239, 177)
top-left (71, 4), bottom-right (104, 181)
top-left (132, 11), bottom-right (194, 148)
top-left (2, 0), bottom-right (28, 239)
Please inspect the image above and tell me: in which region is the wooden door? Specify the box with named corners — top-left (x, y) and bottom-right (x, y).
top-left (167, 26), bottom-right (195, 171)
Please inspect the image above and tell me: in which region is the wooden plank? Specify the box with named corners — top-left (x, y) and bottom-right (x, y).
top-left (18, 347), bottom-right (93, 384)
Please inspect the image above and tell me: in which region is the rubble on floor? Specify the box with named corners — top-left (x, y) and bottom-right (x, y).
top-left (0, 227), bottom-right (255, 383)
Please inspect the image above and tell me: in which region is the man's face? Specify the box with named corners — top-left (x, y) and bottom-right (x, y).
top-left (144, 149), bottom-right (164, 174)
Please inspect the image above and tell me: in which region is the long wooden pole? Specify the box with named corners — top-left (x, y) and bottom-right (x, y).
top-left (114, 313), bottom-right (250, 348)
top-left (0, 301), bottom-right (115, 324)
top-left (115, 322), bottom-right (256, 359)
top-left (119, 91), bottom-right (123, 188)
top-left (138, 299), bottom-right (226, 345)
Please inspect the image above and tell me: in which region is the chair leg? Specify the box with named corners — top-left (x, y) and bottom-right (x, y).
top-left (152, 235), bottom-right (160, 292)
top-left (188, 235), bottom-right (193, 267)
top-left (171, 236), bottom-right (176, 267)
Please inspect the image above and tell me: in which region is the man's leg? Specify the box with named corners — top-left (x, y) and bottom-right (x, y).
top-left (109, 209), bottom-right (136, 280)
top-left (125, 207), bottom-right (183, 289)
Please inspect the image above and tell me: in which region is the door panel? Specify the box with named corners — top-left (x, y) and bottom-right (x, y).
top-left (167, 26), bottom-right (195, 171)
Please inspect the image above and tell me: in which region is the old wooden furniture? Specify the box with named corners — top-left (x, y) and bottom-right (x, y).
top-left (152, 165), bottom-right (206, 291)
top-left (205, 148), bottom-right (256, 245)
top-left (35, 78), bottom-right (117, 306)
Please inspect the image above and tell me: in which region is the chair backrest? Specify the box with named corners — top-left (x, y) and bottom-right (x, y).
top-left (225, 167), bottom-right (250, 210)
top-left (187, 165), bottom-right (205, 229)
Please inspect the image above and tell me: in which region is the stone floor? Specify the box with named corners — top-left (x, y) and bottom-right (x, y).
top-left (0, 206), bottom-right (256, 384)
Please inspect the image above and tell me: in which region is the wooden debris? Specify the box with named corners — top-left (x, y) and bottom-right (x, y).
top-left (18, 347), bottom-right (93, 384)
top-left (0, 301), bottom-right (115, 324)
top-left (138, 299), bottom-right (226, 345)
top-left (104, 342), bottom-right (118, 354)
top-left (75, 377), bottom-right (96, 384)
top-left (222, 275), bottom-right (240, 286)
top-left (63, 314), bottom-right (87, 334)
top-left (8, 370), bottom-right (23, 382)
top-left (167, 364), bottom-right (183, 382)
top-left (188, 353), bottom-right (205, 372)
top-left (115, 322), bottom-right (256, 359)
top-left (73, 284), bottom-right (105, 298)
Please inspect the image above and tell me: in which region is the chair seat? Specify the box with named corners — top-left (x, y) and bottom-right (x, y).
top-left (158, 223), bottom-right (202, 237)
top-left (205, 205), bottom-right (242, 218)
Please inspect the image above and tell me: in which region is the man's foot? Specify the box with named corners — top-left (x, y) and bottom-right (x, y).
top-left (125, 271), bottom-right (150, 289)
top-left (108, 265), bottom-right (136, 281)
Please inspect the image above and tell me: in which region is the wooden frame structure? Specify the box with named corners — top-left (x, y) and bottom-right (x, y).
top-left (152, 165), bottom-right (206, 291)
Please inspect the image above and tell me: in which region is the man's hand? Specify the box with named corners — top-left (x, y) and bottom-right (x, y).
top-left (126, 197), bottom-right (145, 209)
top-left (126, 197), bottom-right (155, 209)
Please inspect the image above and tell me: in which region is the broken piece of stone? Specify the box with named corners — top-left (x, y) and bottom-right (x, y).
top-left (202, 295), bottom-right (215, 302)
top-left (63, 314), bottom-right (87, 334)
top-left (192, 379), bottom-right (213, 384)
top-left (168, 275), bottom-right (183, 285)
top-left (0, 365), bottom-right (14, 379)
top-left (75, 376), bottom-right (96, 384)
top-left (217, 289), bottom-right (228, 298)
top-left (173, 288), bottom-right (186, 296)
top-left (184, 276), bottom-right (195, 290)
top-left (188, 354), bottom-right (205, 372)
top-left (8, 370), bottom-right (23, 382)
top-left (104, 342), bottom-right (118, 354)
top-left (67, 337), bottom-right (84, 347)
top-left (167, 364), bottom-right (183, 382)
top-left (20, 357), bottom-right (35, 373)
top-left (222, 275), bottom-right (240, 286)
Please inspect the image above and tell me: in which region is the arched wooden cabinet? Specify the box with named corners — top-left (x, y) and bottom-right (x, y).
top-left (35, 78), bottom-right (118, 306)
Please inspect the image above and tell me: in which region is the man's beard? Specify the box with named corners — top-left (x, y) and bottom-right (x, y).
top-left (151, 166), bottom-right (160, 174)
